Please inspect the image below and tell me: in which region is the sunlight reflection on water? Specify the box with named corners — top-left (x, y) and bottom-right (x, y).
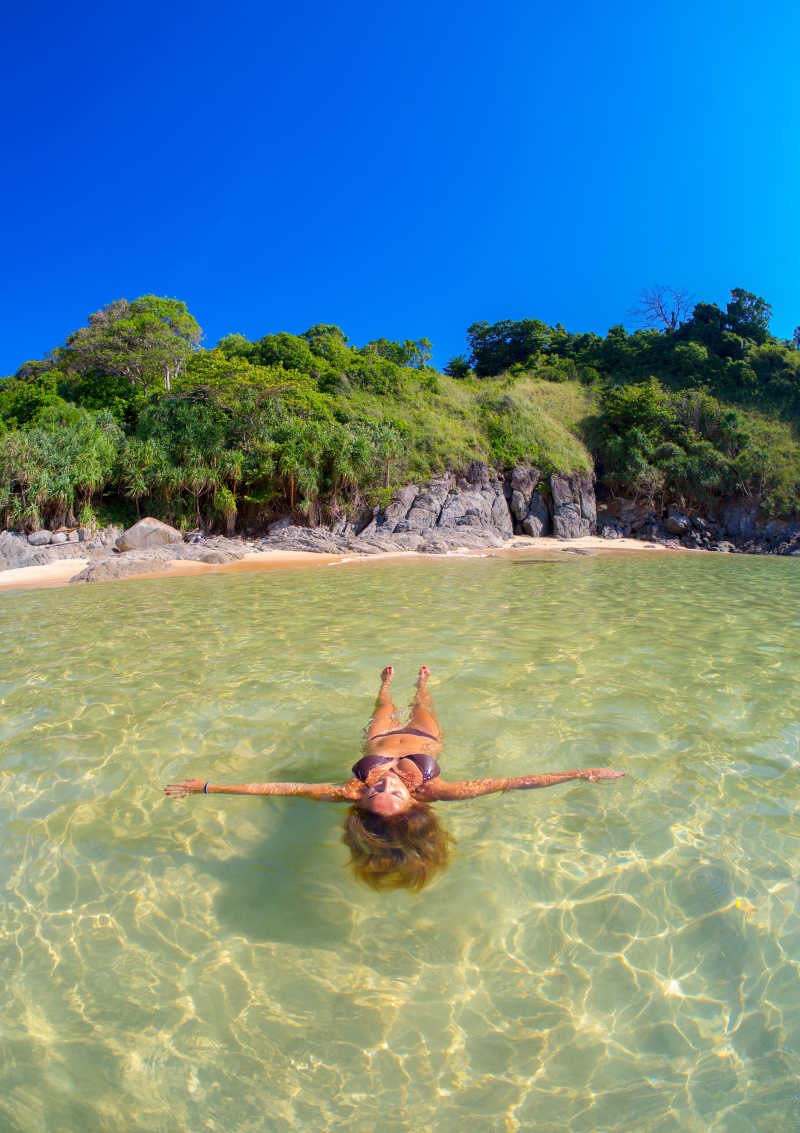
top-left (1, 554), bottom-right (800, 1131)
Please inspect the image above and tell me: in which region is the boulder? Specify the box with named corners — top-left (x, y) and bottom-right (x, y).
top-left (116, 517), bottom-right (183, 552)
top-left (665, 513), bottom-right (691, 536)
top-left (50, 532), bottom-right (68, 545)
top-left (97, 525), bottom-right (124, 547)
top-left (71, 557), bottom-right (166, 584)
top-left (506, 465), bottom-right (542, 527)
top-left (722, 501), bottom-right (759, 539)
top-left (267, 517), bottom-right (292, 535)
top-left (27, 530), bottom-right (52, 546)
top-left (550, 474), bottom-right (596, 539)
top-left (379, 484), bottom-right (419, 531)
top-left (1, 532), bottom-right (38, 571)
top-left (521, 494), bottom-right (551, 537)
top-left (402, 477), bottom-right (454, 532)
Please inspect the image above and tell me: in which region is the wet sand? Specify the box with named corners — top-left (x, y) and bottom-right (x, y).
top-left (0, 535), bottom-right (675, 594)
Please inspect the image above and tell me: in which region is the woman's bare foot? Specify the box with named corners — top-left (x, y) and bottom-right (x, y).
top-left (381, 665), bottom-right (394, 685)
top-left (417, 665), bottom-right (430, 686)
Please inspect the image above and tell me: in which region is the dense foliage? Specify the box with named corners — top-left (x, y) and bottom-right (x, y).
top-left (2, 286), bottom-right (799, 532)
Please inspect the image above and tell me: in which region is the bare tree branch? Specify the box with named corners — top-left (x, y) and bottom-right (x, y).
top-left (630, 286), bottom-right (695, 332)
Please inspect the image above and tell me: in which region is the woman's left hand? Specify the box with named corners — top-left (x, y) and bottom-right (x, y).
top-left (164, 778), bottom-right (206, 797)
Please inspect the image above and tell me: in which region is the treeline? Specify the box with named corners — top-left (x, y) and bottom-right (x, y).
top-left (1, 287), bottom-right (799, 532)
top-left (448, 288), bottom-right (800, 515)
top-left (0, 308), bottom-right (420, 532)
top-left (455, 289), bottom-right (800, 415)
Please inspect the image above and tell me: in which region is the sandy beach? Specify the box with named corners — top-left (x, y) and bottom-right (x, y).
top-left (0, 535), bottom-right (674, 594)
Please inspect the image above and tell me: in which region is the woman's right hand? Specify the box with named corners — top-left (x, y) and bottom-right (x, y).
top-left (164, 778), bottom-right (206, 797)
top-left (581, 768), bottom-right (625, 782)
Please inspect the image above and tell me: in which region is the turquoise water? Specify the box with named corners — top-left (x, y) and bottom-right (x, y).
top-left (1, 553), bottom-right (799, 1132)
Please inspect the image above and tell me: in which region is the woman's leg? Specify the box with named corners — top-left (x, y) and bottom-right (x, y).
top-left (365, 666), bottom-right (400, 740)
top-left (406, 666), bottom-right (442, 740)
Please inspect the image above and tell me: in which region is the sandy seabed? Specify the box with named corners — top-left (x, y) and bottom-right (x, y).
top-left (0, 535), bottom-right (678, 594)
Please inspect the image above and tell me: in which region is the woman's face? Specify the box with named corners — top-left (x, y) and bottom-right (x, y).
top-left (363, 770), bottom-right (413, 816)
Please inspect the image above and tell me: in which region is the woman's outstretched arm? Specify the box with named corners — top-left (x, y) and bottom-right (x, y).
top-left (418, 768), bottom-right (624, 802)
top-left (164, 778), bottom-right (360, 801)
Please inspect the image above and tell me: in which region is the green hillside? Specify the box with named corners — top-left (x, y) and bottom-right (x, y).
top-left (1, 288), bottom-right (798, 533)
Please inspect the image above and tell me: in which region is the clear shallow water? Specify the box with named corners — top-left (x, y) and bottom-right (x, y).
top-left (1, 553), bottom-right (799, 1132)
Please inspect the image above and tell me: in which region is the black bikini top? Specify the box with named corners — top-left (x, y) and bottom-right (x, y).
top-left (351, 752), bottom-right (441, 784)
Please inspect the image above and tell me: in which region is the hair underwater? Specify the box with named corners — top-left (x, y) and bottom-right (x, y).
top-left (342, 804), bottom-right (454, 891)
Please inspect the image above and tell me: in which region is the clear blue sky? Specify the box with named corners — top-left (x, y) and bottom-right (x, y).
top-left (2, 0), bottom-right (799, 374)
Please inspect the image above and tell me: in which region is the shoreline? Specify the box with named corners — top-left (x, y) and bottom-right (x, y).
top-left (0, 535), bottom-right (679, 594)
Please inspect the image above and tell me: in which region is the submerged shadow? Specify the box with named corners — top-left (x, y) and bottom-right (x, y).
top-left (177, 801), bottom-right (351, 947)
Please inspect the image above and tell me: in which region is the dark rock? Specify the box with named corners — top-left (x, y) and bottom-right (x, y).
top-left (599, 524), bottom-right (623, 539)
top-left (551, 474), bottom-right (596, 539)
top-left (510, 464), bottom-right (541, 497)
top-left (597, 498), bottom-right (650, 530)
top-left (330, 517), bottom-right (359, 537)
top-left (366, 464), bottom-right (514, 543)
top-left (71, 558), bottom-right (167, 584)
top-left (665, 513), bottom-right (691, 535)
top-left (508, 465), bottom-right (541, 523)
top-left (722, 501), bottom-right (759, 539)
top-left (267, 517), bottom-right (293, 535)
top-left (380, 484), bottom-right (419, 531)
top-left (521, 494), bottom-right (551, 537)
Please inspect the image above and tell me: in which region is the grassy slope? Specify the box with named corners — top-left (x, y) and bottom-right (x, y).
top-left (342, 367), bottom-right (800, 512)
top-left (339, 373), bottom-right (596, 482)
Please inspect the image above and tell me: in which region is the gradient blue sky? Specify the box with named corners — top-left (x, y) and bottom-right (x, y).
top-left (2, 0), bottom-right (799, 374)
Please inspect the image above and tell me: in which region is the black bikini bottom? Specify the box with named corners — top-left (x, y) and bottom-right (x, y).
top-left (370, 726), bottom-right (438, 742)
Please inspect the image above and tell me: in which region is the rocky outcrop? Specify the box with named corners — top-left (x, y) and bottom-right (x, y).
top-left (70, 536), bottom-right (249, 584)
top-left (551, 474), bottom-right (596, 539)
top-left (116, 517), bottom-right (183, 552)
top-left (3, 463), bottom-right (604, 582)
top-left (259, 463), bottom-right (597, 553)
top-left (27, 530), bottom-right (53, 546)
top-left (0, 531), bottom-right (38, 570)
top-left (363, 462), bottom-right (514, 541)
top-left (0, 530), bottom-right (112, 572)
top-left (258, 522), bottom-right (510, 557)
top-left (596, 494), bottom-right (800, 554)
top-left (507, 466), bottom-right (551, 537)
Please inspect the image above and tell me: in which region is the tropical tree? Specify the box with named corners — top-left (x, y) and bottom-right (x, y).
top-left (64, 295), bottom-right (201, 396)
top-left (444, 355), bottom-right (471, 379)
top-left (725, 289), bottom-right (772, 345)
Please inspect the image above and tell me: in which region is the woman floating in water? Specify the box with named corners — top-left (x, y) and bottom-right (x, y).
top-left (165, 667), bottom-right (624, 890)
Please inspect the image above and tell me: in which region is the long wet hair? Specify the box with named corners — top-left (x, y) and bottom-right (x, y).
top-left (342, 804), bottom-right (454, 891)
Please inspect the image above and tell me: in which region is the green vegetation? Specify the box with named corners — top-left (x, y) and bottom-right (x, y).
top-left (1, 286), bottom-right (799, 532)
